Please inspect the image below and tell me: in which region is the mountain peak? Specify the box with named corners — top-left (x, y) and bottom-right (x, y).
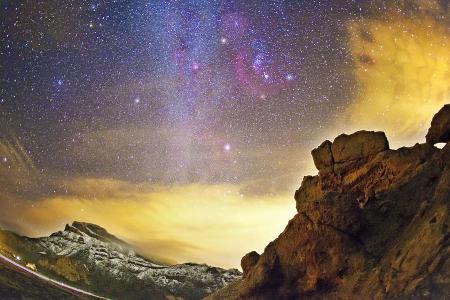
top-left (63, 221), bottom-right (128, 247)
top-left (2, 221), bottom-right (241, 299)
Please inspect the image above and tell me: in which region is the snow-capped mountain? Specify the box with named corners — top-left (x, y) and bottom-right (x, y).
top-left (0, 222), bottom-right (241, 300)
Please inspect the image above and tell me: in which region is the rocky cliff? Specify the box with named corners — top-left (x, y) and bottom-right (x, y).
top-left (208, 104), bottom-right (450, 300)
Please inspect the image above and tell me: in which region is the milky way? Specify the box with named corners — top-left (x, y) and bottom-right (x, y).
top-left (1, 1), bottom-right (449, 268)
top-left (0, 0), bottom-right (361, 188)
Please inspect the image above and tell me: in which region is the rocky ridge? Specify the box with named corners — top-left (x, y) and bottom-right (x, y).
top-left (0, 222), bottom-right (241, 300)
top-left (208, 105), bottom-right (450, 299)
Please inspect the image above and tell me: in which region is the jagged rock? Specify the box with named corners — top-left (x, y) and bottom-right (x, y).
top-left (209, 105), bottom-right (450, 300)
top-left (311, 131), bottom-right (389, 175)
top-left (426, 104), bottom-right (450, 144)
top-left (64, 223), bottom-right (82, 235)
top-left (294, 175), bottom-right (323, 211)
top-left (241, 251), bottom-right (260, 276)
top-left (311, 140), bottom-right (333, 173)
top-left (71, 221), bottom-right (126, 246)
top-left (331, 130), bottom-right (389, 163)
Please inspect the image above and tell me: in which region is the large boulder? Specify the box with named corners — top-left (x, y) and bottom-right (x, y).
top-left (311, 140), bottom-right (333, 173)
top-left (311, 131), bottom-right (389, 174)
top-left (426, 104), bottom-right (450, 144)
top-left (331, 130), bottom-right (389, 163)
top-left (241, 251), bottom-right (260, 276)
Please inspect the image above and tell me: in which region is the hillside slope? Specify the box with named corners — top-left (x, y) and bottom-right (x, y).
top-left (0, 221), bottom-right (241, 300)
top-left (208, 105), bottom-right (450, 299)
top-left (0, 254), bottom-right (103, 300)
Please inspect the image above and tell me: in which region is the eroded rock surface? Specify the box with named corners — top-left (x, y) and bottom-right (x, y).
top-left (331, 130), bottom-right (389, 164)
top-left (208, 105), bottom-right (450, 300)
top-left (426, 104), bottom-right (450, 144)
top-left (311, 140), bottom-right (333, 174)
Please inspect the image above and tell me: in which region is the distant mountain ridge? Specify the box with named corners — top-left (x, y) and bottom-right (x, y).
top-left (0, 221), bottom-right (241, 300)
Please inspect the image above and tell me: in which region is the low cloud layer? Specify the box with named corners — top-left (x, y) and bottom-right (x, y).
top-left (1, 179), bottom-right (296, 268)
top-left (341, 6), bottom-right (450, 146)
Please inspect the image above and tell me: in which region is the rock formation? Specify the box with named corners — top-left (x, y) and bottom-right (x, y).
top-left (426, 104), bottom-right (450, 145)
top-left (208, 105), bottom-right (450, 300)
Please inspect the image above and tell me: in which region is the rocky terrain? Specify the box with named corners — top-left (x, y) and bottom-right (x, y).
top-left (208, 104), bottom-right (450, 300)
top-left (0, 256), bottom-right (101, 300)
top-left (0, 221), bottom-right (241, 300)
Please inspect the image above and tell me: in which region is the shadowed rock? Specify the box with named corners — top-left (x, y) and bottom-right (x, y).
top-left (426, 104), bottom-right (450, 144)
top-left (311, 140), bottom-right (333, 174)
top-left (241, 251), bottom-right (260, 277)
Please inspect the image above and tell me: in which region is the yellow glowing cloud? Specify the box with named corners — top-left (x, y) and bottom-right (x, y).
top-left (343, 12), bottom-right (450, 145)
top-left (6, 179), bottom-right (295, 269)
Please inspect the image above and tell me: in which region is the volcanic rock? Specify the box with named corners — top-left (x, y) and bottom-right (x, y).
top-left (311, 140), bottom-right (333, 174)
top-left (331, 130), bottom-right (389, 164)
top-left (311, 131), bottom-right (389, 176)
top-left (426, 104), bottom-right (450, 144)
top-left (241, 251), bottom-right (260, 277)
top-left (208, 105), bottom-right (450, 300)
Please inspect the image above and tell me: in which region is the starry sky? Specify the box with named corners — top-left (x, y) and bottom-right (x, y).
top-left (1, 0), bottom-right (449, 268)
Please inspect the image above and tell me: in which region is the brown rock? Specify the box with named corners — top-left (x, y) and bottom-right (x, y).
top-left (426, 104), bottom-right (450, 144)
top-left (311, 140), bottom-right (333, 173)
top-left (294, 175), bottom-right (323, 211)
top-left (209, 106), bottom-right (449, 300)
top-left (331, 130), bottom-right (389, 163)
top-left (241, 251), bottom-right (260, 276)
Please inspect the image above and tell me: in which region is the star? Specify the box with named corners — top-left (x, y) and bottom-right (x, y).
top-left (224, 144), bottom-right (231, 151)
top-left (192, 62), bottom-right (200, 71)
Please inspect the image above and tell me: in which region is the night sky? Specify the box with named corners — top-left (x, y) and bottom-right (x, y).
top-left (1, 0), bottom-right (449, 268)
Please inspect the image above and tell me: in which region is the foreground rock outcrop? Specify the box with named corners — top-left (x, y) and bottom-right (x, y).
top-left (208, 105), bottom-right (450, 300)
top-left (426, 104), bottom-right (450, 145)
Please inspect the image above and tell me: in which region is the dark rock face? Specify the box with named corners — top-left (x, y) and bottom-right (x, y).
top-left (70, 221), bottom-right (129, 246)
top-left (208, 105), bottom-right (450, 300)
top-left (241, 251), bottom-right (260, 277)
top-left (426, 104), bottom-right (450, 144)
top-left (311, 140), bottom-right (333, 174)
